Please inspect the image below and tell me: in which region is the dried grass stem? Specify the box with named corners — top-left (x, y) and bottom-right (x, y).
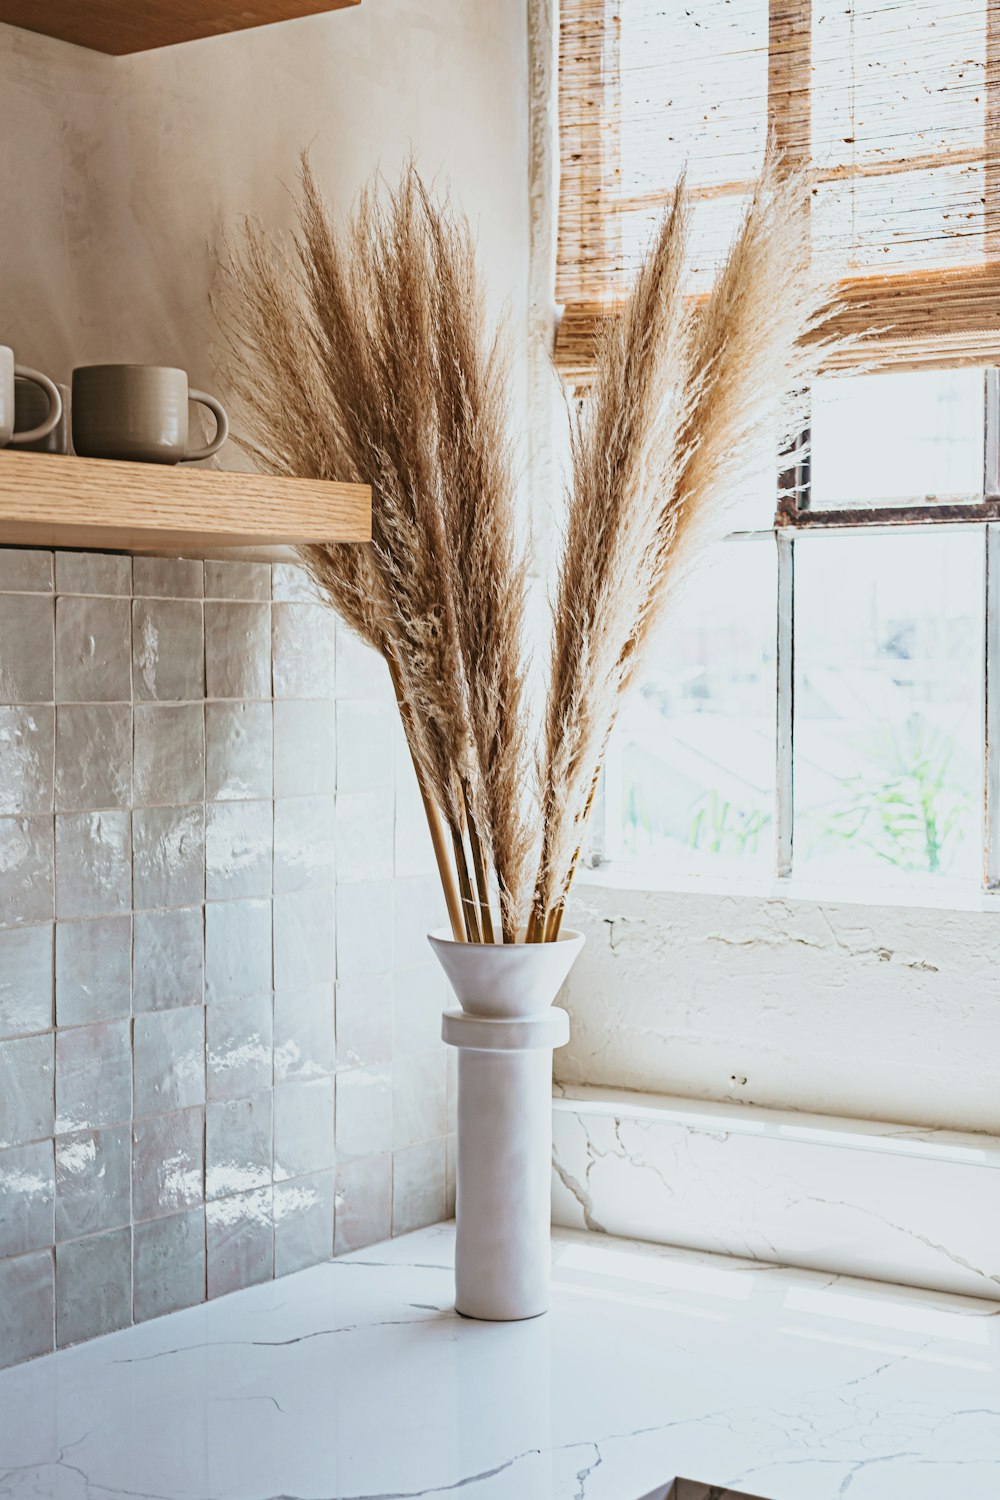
top-left (219, 150), bottom-right (850, 944)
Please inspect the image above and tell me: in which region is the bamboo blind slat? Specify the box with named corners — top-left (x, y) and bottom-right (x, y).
top-left (557, 265), bottom-right (1000, 387)
top-left (557, 0), bottom-right (1000, 375)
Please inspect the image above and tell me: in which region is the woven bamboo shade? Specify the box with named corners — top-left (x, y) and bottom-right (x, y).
top-left (557, 0), bottom-right (1000, 382)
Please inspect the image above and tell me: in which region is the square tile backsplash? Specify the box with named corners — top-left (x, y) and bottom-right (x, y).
top-left (0, 549), bottom-right (454, 1369)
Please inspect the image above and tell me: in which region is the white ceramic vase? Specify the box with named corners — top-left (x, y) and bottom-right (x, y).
top-left (429, 927), bottom-right (585, 1321)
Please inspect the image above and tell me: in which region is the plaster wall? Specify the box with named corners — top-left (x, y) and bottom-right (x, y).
top-left (0, 4), bottom-right (529, 412)
top-left (558, 883), bottom-right (1000, 1134)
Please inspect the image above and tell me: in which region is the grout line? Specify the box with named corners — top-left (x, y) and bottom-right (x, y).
top-left (2, 548), bottom-right (418, 1355)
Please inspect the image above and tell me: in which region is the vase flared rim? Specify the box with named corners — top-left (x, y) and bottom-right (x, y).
top-left (428, 925), bottom-right (584, 950)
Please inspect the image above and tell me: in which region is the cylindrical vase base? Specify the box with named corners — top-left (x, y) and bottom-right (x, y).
top-left (454, 1046), bottom-right (555, 1321)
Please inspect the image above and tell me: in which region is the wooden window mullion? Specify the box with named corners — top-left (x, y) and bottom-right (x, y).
top-left (767, 0), bottom-right (812, 167)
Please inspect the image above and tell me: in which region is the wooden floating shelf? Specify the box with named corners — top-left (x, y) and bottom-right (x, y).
top-left (0, 451), bottom-right (370, 553)
top-left (0, 0), bottom-right (360, 55)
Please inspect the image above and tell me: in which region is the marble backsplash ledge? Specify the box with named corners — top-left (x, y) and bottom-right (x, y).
top-left (552, 1084), bottom-right (1000, 1301)
top-left (0, 547), bottom-right (455, 1371)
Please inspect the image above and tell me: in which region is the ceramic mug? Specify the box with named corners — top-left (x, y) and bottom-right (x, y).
top-left (71, 364), bottom-right (229, 464)
top-left (15, 377), bottom-right (72, 454)
top-left (0, 346), bottom-right (62, 448)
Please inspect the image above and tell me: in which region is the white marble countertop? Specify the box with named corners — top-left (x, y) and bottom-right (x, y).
top-left (1, 1223), bottom-right (998, 1499)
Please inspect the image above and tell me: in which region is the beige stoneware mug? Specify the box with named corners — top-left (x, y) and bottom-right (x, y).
top-left (15, 377), bottom-right (72, 454)
top-left (71, 364), bottom-right (229, 464)
top-left (0, 346), bottom-right (62, 448)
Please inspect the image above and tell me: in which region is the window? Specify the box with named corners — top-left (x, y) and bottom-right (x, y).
top-left (594, 369), bottom-right (1000, 894)
top-left (809, 369), bottom-right (985, 512)
top-left (793, 528), bottom-right (983, 886)
top-left (557, 0), bottom-right (1000, 383)
top-left (558, 1), bottom-right (1000, 896)
top-left (602, 537), bottom-right (776, 878)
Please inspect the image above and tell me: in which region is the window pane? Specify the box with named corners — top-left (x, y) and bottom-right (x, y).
top-left (810, 368), bottom-right (984, 509)
top-left (604, 536), bottom-right (775, 876)
top-left (811, 0), bottom-right (988, 276)
top-left (794, 530), bottom-right (982, 887)
top-left (617, 0), bottom-right (768, 292)
top-left (727, 427), bottom-right (778, 531)
top-left (620, 1), bottom-right (768, 196)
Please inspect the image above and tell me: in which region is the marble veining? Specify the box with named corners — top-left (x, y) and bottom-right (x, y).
top-left (0, 1222), bottom-right (998, 1499)
top-left (552, 1086), bottom-right (1000, 1301)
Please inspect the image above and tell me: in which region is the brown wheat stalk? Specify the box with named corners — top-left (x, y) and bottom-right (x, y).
top-left (218, 150), bottom-right (848, 947)
top-left (415, 176), bottom-right (532, 941)
top-left (527, 180), bottom-right (698, 938)
top-left (217, 156), bottom-right (533, 943)
top-left (530, 153), bottom-right (848, 939)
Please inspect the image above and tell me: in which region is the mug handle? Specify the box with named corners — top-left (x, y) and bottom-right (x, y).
top-left (185, 390), bottom-right (229, 462)
top-left (10, 366), bottom-right (62, 445)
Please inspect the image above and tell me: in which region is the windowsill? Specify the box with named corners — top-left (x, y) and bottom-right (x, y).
top-left (551, 1085), bottom-right (1000, 1302)
top-left (553, 1083), bottom-right (1000, 1164)
top-left (575, 860), bottom-right (1000, 915)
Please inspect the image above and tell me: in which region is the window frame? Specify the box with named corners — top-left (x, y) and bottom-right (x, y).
top-left (588, 368), bottom-right (1000, 896)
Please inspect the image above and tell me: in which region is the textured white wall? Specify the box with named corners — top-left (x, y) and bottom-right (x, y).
top-left (558, 883), bottom-right (1000, 1134)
